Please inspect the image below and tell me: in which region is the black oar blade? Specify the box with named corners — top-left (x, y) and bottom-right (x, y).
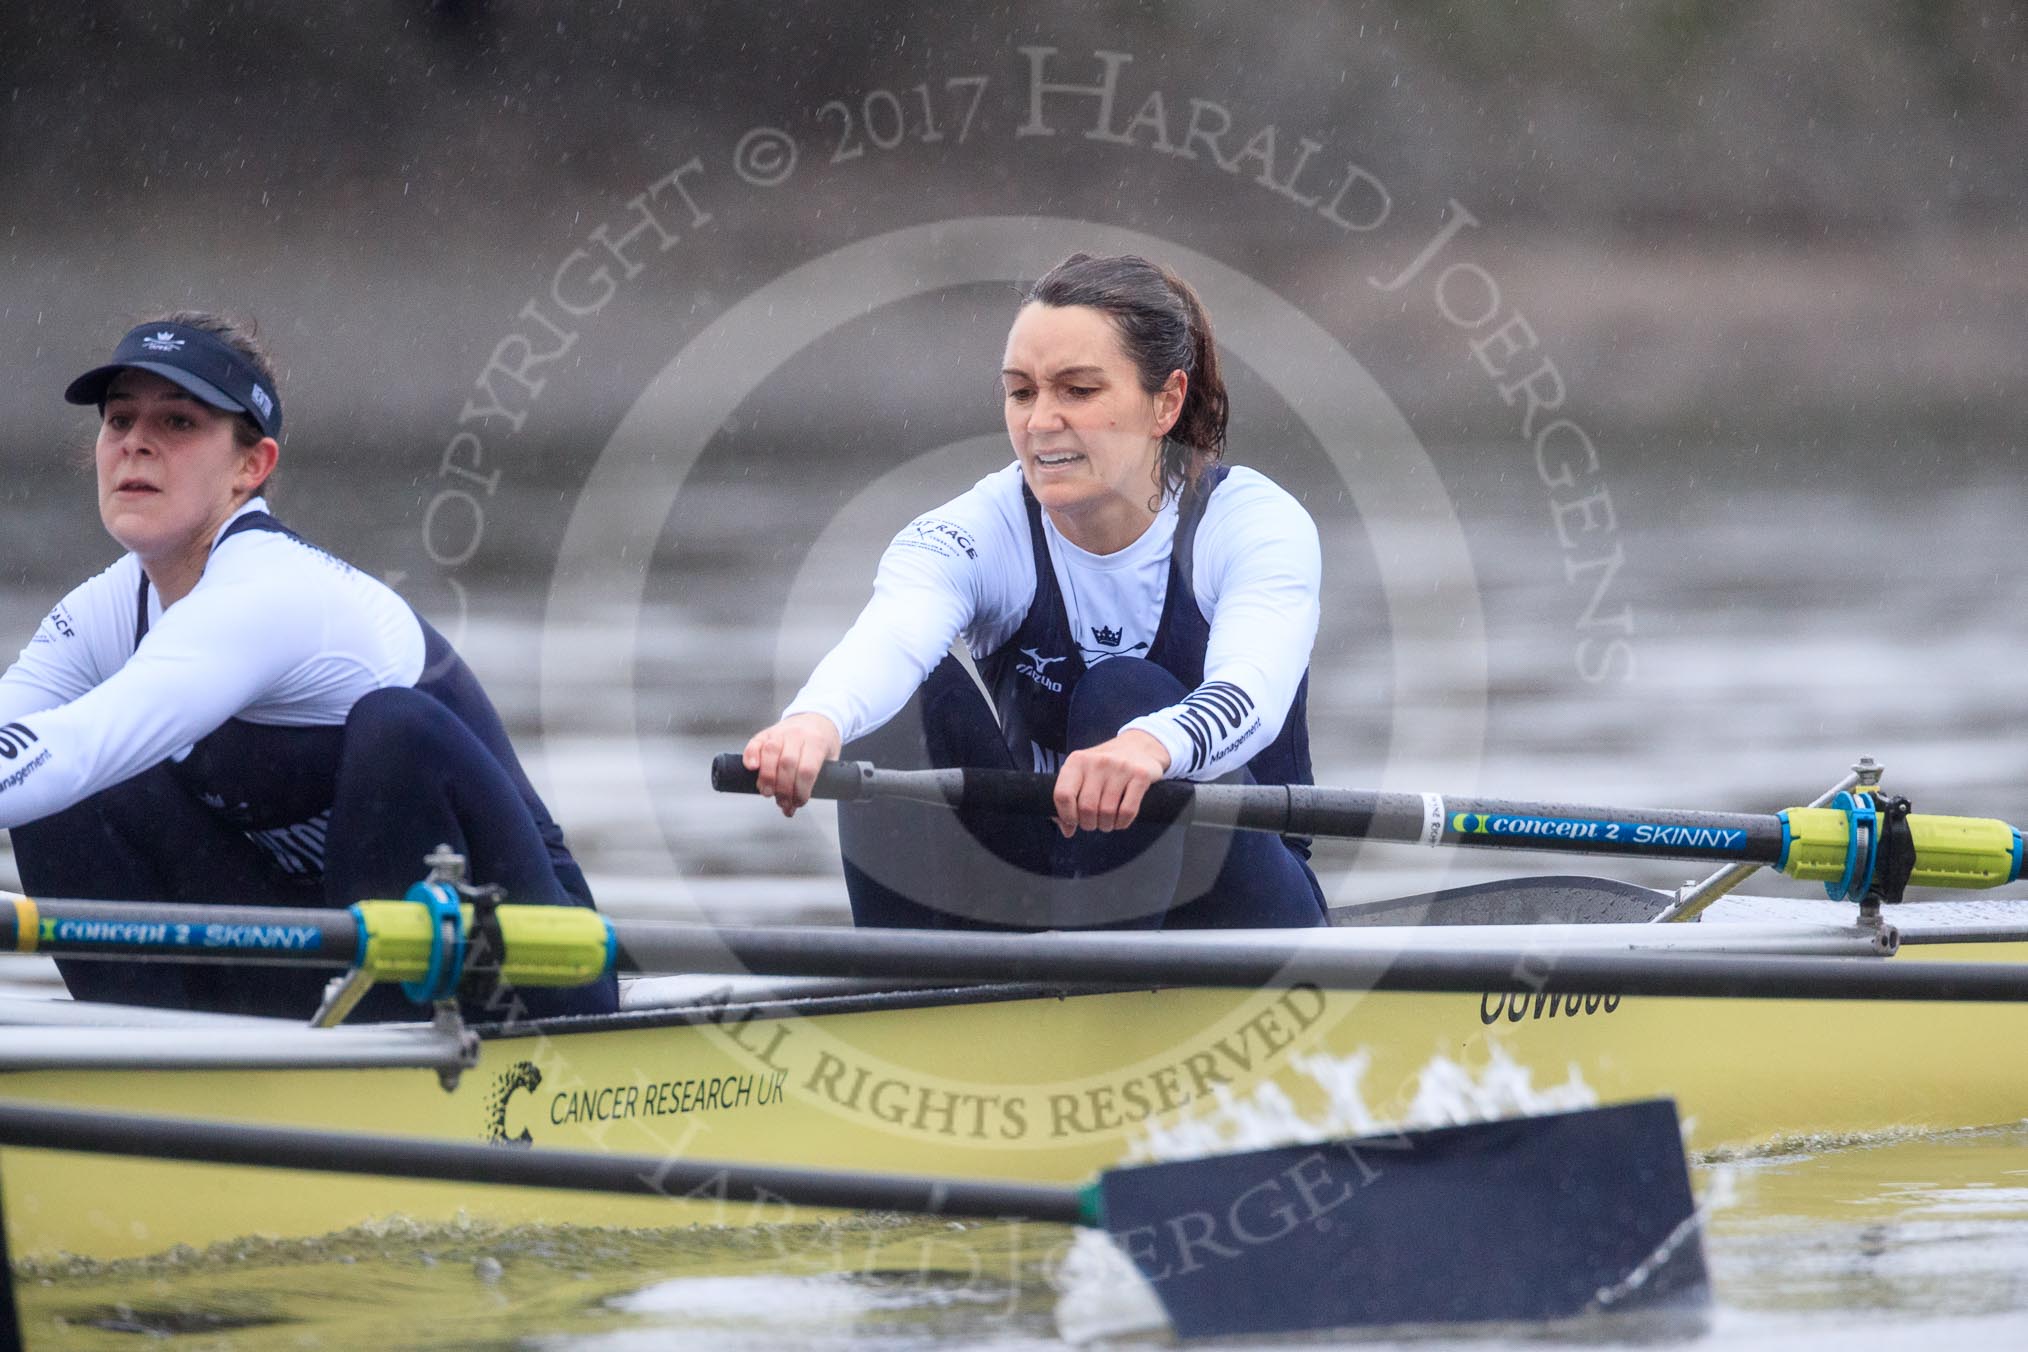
top-left (1329, 874), bottom-right (1672, 926)
top-left (1097, 1098), bottom-right (1707, 1340)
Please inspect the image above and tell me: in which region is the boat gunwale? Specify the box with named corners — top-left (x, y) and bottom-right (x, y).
top-left (472, 979), bottom-right (1148, 1042)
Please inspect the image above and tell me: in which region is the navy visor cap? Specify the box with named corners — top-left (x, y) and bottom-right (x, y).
top-left (64, 322), bottom-right (282, 439)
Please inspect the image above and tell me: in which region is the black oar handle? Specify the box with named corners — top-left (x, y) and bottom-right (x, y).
top-left (708, 754), bottom-right (1200, 821)
top-left (710, 753), bottom-right (877, 801)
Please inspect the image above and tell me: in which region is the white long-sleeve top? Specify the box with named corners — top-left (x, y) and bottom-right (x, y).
top-left (785, 463), bottom-right (1321, 781)
top-left (0, 498), bottom-right (425, 829)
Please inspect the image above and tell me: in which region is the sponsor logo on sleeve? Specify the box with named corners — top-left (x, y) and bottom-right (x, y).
top-left (1173, 682), bottom-right (1257, 774)
top-left (897, 518), bottom-right (979, 560)
top-left (0, 723), bottom-right (40, 760)
top-left (0, 749), bottom-right (49, 794)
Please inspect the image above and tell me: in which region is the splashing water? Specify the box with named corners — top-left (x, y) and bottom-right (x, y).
top-left (1052, 1231), bottom-right (1170, 1346)
top-left (1053, 1044), bottom-right (1607, 1344)
top-left (1126, 1042), bottom-right (1599, 1165)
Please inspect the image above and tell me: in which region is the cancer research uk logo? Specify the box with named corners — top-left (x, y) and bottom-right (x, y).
top-left (485, 1060), bottom-right (542, 1146)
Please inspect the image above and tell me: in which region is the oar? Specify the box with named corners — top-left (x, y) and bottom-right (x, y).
top-left (1328, 874), bottom-right (1673, 925)
top-left (0, 1097), bottom-right (1707, 1338)
top-left (710, 754), bottom-right (2026, 900)
top-left (14, 894), bottom-right (2028, 1002)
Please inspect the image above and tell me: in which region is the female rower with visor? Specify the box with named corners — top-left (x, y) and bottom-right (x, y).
top-left (743, 253), bottom-right (1328, 931)
top-left (0, 313), bottom-right (618, 1021)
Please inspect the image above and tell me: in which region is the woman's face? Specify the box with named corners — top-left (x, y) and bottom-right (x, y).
top-left (1001, 303), bottom-right (1183, 546)
top-left (95, 369), bottom-right (272, 562)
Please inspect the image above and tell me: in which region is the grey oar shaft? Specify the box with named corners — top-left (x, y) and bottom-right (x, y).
top-left (611, 921), bottom-right (2028, 1001)
top-left (709, 757), bottom-right (1787, 866)
top-left (0, 1101), bottom-right (1086, 1224)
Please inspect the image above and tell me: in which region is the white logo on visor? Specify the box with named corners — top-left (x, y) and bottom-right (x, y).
top-left (140, 331), bottom-right (185, 352)
top-left (247, 384), bottom-right (274, 418)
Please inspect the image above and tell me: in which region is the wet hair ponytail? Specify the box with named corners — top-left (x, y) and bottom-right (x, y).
top-left (1024, 253), bottom-right (1229, 499)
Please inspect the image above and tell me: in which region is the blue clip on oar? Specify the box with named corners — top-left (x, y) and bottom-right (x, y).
top-left (399, 875), bottom-right (467, 1005)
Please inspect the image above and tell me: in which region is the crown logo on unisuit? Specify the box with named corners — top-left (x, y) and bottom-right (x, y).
top-left (1091, 624), bottom-right (1122, 647)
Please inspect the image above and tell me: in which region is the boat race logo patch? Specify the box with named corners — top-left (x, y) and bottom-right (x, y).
top-left (484, 1060), bottom-right (543, 1147)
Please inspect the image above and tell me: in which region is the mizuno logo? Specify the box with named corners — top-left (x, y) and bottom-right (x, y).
top-left (140, 330), bottom-right (185, 352)
top-left (1091, 624), bottom-right (1122, 647)
top-left (1015, 647), bottom-right (1067, 692)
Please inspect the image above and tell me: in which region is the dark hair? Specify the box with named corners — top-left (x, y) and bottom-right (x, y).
top-left (1024, 253), bottom-right (1228, 497)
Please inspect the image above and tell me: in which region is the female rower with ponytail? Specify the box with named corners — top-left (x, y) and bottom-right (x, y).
top-left (744, 253), bottom-right (1327, 931)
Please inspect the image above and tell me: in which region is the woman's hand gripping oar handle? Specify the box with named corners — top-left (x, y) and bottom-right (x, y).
top-left (710, 754), bottom-right (881, 803)
top-left (707, 753), bottom-right (1206, 824)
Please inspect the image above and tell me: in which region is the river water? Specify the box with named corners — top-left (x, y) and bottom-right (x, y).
top-left (17, 1125), bottom-right (2028, 1348)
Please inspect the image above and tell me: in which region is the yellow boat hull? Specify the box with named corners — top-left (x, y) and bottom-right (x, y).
top-left (7, 941), bottom-right (2028, 1264)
